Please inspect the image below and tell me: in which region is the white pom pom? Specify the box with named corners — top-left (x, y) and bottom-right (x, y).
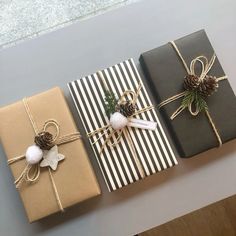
top-left (109, 112), bottom-right (128, 130)
top-left (25, 145), bottom-right (43, 165)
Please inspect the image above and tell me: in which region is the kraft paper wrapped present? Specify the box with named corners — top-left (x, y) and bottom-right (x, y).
top-left (68, 58), bottom-right (178, 192)
top-left (140, 30), bottom-right (236, 158)
top-left (0, 87), bottom-right (101, 222)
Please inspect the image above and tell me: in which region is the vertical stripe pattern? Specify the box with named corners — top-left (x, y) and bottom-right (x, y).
top-left (68, 58), bottom-right (178, 191)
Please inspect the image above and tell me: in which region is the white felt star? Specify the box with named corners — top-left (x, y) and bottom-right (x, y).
top-left (40, 145), bottom-right (65, 171)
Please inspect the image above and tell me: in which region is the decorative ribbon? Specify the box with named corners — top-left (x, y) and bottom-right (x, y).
top-left (87, 72), bottom-right (156, 178)
top-left (7, 98), bottom-right (81, 212)
top-left (158, 41), bottom-right (228, 146)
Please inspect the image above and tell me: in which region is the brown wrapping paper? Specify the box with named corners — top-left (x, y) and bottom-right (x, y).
top-left (0, 87), bottom-right (101, 222)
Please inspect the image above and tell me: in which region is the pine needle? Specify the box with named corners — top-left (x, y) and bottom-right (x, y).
top-left (104, 89), bottom-right (118, 117)
top-left (181, 90), bottom-right (208, 113)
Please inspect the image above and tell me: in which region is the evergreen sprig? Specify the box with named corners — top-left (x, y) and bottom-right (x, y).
top-left (181, 90), bottom-right (208, 112)
top-left (104, 89), bottom-right (118, 118)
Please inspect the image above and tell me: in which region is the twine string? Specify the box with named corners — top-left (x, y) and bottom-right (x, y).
top-left (48, 167), bottom-right (64, 212)
top-left (123, 129), bottom-right (145, 178)
top-left (42, 119), bottom-right (60, 142)
top-left (23, 98), bottom-right (38, 134)
top-left (205, 110), bottom-right (222, 146)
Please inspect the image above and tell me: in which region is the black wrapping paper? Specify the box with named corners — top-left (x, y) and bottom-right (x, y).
top-left (139, 30), bottom-right (236, 158)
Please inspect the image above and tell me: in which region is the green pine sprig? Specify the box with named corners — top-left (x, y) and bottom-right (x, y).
top-left (181, 90), bottom-right (208, 113)
top-left (104, 89), bottom-right (118, 118)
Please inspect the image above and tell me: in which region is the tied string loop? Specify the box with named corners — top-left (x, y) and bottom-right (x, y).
top-left (7, 98), bottom-right (81, 212)
top-left (87, 72), bottom-right (155, 178)
top-left (158, 41), bottom-right (228, 147)
top-left (13, 163), bottom-right (40, 188)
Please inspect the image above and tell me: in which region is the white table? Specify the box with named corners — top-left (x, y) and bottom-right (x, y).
top-left (0, 0), bottom-right (235, 235)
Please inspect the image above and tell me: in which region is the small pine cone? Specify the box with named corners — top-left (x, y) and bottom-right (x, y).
top-left (197, 75), bottom-right (219, 97)
top-left (117, 101), bottom-right (137, 117)
top-left (183, 75), bottom-right (200, 91)
top-left (34, 131), bottom-right (54, 150)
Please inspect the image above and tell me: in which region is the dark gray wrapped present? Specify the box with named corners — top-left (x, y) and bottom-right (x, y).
top-left (140, 30), bottom-right (236, 158)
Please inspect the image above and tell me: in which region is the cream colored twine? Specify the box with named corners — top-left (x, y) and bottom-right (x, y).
top-left (87, 71), bottom-right (155, 178)
top-left (158, 41), bottom-right (228, 146)
top-left (7, 98), bottom-right (81, 212)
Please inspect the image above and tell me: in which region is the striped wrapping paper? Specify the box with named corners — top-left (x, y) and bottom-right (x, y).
top-left (68, 59), bottom-right (178, 191)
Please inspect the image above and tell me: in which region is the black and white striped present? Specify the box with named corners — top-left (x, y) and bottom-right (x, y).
top-left (68, 59), bottom-right (178, 191)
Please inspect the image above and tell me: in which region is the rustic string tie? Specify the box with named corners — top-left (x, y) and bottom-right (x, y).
top-left (87, 71), bottom-right (157, 178)
top-left (158, 41), bottom-right (228, 146)
top-left (7, 98), bottom-right (81, 212)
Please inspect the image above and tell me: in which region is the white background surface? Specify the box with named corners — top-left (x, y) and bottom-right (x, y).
top-left (0, 0), bottom-right (236, 235)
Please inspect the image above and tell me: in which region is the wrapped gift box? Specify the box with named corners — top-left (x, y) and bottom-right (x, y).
top-left (68, 58), bottom-right (178, 192)
top-left (0, 87), bottom-right (101, 222)
top-left (139, 30), bottom-right (236, 158)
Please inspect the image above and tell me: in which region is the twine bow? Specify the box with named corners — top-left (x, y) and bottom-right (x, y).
top-left (7, 98), bottom-right (81, 212)
top-left (87, 72), bottom-right (156, 178)
top-left (158, 41), bottom-right (228, 146)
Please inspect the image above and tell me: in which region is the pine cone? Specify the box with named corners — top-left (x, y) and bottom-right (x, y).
top-left (183, 75), bottom-right (199, 90)
top-left (197, 75), bottom-right (218, 97)
top-left (34, 131), bottom-right (54, 150)
top-left (116, 101), bottom-right (137, 117)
